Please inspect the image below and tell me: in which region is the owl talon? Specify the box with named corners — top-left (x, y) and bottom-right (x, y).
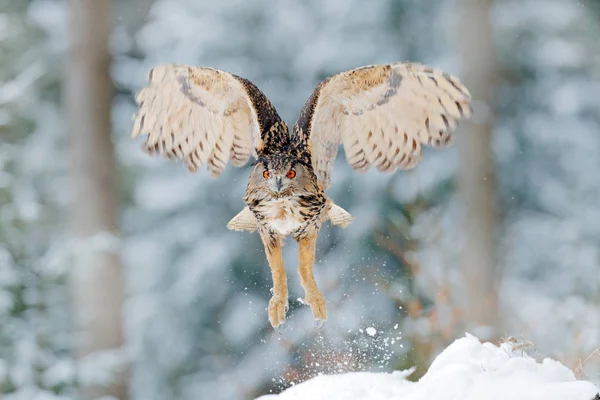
top-left (268, 295), bottom-right (288, 329)
top-left (274, 323), bottom-right (286, 335)
top-left (314, 319), bottom-right (325, 330)
top-left (304, 291), bottom-right (327, 322)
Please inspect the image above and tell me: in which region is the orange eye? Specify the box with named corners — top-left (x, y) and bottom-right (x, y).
top-left (286, 169), bottom-right (296, 179)
top-left (263, 170), bottom-right (270, 179)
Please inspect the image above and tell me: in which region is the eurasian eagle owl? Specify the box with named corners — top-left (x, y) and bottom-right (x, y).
top-left (131, 62), bottom-right (472, 333)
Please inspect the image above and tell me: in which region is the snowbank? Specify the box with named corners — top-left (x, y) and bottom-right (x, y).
top-left (257, 334), bottom-right (599, 400)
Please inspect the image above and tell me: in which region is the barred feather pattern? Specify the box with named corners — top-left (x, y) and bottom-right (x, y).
top-left (131, 64), bottom-right (284, 176)
top-left (293, 62), bottom-right (473, 189)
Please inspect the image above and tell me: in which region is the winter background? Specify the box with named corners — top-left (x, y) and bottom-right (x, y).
top-left (1, 0), bottom-right (599, 399)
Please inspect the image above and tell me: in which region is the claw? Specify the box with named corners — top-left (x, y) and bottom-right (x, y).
top-left (314, 319), bottom-right (325, 330)
top-left (268, 296), bottom-right (288, 330)
top-left (304, 291), bottom-right (327, 322)
top-left (274, 323), bottom-right (286, 335)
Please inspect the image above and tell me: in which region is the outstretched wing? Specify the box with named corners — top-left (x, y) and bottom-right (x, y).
top-left (132, 64), bottom-right (283, 175)
top-left (292, 63), bottom-right (472, 189)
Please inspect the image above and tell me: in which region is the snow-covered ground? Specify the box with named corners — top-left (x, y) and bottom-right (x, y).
top-left (257, 334), bottom-right (599, 400)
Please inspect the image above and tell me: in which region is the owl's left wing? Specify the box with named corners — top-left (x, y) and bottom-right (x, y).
top-left (294, 63), bottom-right (472, 189)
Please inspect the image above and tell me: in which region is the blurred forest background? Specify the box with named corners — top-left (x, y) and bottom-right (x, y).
top-left (1, 0), bottom-right (599, 399)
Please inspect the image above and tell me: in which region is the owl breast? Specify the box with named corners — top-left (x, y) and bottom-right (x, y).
top-left (259, 198), bottom-right (305, 235)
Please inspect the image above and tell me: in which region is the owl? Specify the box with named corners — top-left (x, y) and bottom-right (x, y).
top-left (131, 62), bottom-right (472, 333)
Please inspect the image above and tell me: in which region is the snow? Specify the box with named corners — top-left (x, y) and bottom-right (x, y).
top-left (366, 327), bottom-right (377, 337)
top-left (256, 334), bottom-right (599, 400)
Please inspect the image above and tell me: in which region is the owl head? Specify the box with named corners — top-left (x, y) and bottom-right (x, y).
top-left (249, 155), bottom-right (313, 196)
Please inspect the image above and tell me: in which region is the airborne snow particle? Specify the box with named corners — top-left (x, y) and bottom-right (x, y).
top-left (366, 327), bottom-right (377, 337)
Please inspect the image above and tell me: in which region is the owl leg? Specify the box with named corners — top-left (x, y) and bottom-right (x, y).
top-left (297, 233), bottom-right (327, 327)
top-left (261, 232), bottom-right (288, 332)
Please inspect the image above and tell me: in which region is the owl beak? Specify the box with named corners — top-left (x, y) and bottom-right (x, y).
top-left (275, 176), bottom-right (282, 192)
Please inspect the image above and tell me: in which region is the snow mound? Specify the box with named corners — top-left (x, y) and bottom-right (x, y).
top-left (257, 334), bottom-right (599, 400)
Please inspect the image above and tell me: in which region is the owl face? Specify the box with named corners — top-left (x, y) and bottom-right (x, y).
top-left (249, 156), bottom-right (312, 196)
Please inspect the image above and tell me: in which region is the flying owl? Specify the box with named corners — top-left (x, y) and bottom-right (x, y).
top-left (131, 62), bottom-right (472, 333)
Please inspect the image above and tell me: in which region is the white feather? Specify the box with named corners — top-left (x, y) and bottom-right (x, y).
top-left (131, 64), bottom-right (263, 175)
top-left (260, 199), bottom-right (304, 236)
top-left (303, 62), bottom-right (472, 189)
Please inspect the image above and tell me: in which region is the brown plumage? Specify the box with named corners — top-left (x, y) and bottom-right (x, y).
top-left (131, 62), bottom-right (472, 332)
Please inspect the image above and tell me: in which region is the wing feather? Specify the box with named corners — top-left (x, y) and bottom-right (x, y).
top-left (132, 64), bottom-right (275, 175)
top-left (295, 62), bottom-right (472, 189)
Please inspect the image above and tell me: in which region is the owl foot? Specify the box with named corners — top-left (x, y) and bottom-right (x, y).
top-left (305, 291), bottom-right (327, 325)
top-left (268, 295), bottom-right (288, 332)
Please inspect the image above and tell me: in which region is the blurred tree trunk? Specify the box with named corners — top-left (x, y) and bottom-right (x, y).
top-left (457, 0), bottom-right (500, 337)
top-left (66, 0), bottom-right (127, 398)
top-left (120, 0), bottom-right (154, 34)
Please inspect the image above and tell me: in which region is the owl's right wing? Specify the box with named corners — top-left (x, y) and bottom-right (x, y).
top-left (132, 64), bottom-right (280, 176)
top-left (293, 62), bottom-right (472, 189)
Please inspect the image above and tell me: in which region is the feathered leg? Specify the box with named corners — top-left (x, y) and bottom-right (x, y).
top-left (297, 233), bottom-right (327, 326)
top-left (260, 232), bottom-right (288, 332)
